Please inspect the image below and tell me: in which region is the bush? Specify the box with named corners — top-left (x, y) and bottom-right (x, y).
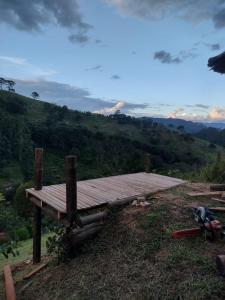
top-left (15, 226), bottom-right (30, 241)
top-left (200, 153), bottom-right (225, 183)
top-left (13, 182), bottom-right (33, 219)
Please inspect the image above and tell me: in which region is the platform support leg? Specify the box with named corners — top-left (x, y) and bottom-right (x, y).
top-left (65, 155), bottom-right (77, 226)
top-left (33, 148), bottom-right (43, 264)
top-left (144, 153), bottom-right (151, 173)
top-left (33, 204), bottom-right (42, 264)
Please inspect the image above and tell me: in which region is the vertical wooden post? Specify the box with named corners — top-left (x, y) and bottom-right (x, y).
top-left (33, 148), bottom-right (43, 264)
top-left (34, 148), bottom-right (43, 190)
top-left (65, 155), bottom-right (77, 226)
top-left (144, 153), bottom-right (151, 173)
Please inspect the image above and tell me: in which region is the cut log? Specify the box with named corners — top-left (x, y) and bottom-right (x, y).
top-left (23, 263), bottom-right (47, 280)
top-left (211, 198), bottom-right (225, 204)
top-left (186, 191), bottom-right (222, 198)
top-left (210, 184), bottom-right (225, 191)
top-left (216, 255), bottom-right (225, 276)
top-left (209, 207), bottom-right (225, 213)
top-left (70, 222), bottom-right (103, 247)
top-left (79, 211), bottom-right (107, 226)
top-left (4, 265), bottom-right (16, 300)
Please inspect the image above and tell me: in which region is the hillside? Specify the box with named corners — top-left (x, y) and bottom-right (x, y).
top-left (4, 183), bottom-right (225, 300)
top-left (150, 117), bottom-right (206, 133)
top-left (0, 91), bottom-right (222, 188)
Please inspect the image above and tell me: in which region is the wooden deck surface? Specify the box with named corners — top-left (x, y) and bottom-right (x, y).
top-left (26, 172), bottom-right (185, 218)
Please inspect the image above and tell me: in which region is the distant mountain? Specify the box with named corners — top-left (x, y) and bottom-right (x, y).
top-left (203, 122), bottom-right (225, 130)
top-left (146, 117), bottom-right (206, 134)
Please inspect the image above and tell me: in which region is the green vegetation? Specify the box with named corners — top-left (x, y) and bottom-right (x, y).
top-left (0, 90), bottom-right (222, 189)
top-left (0, 233), bottom-right (50, 271)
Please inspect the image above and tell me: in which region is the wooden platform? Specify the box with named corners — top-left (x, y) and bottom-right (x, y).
top-left (26, 172), bottom-right (185, 219)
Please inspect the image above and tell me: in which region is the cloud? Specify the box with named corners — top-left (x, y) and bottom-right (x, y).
top-left (154, 49), bottom-right (198, 64)
top-left (0, 55), bottom-right (57, 78)
top-left (154, 48), bottom-right (197, 64)
top-left (213, 8), bottom-right (225, 28)
top-left (154, 51), bottom-right (181, 64)
top-left (110, 75), bottom-right (120, 79)
top-left (205, 43), bottom-right (221, 51)
top-left (85, 65), bottom-right (103, 71)
top-left (167, 106), bottom-right (225, 122)
top-left (105, 0), bottom-right (225, 29)
top-left (207, 107), bottom-right (225, 121)
top-left (68, 33), bottom-right (90, 45)
top-left (94, 101), bottom-right (125, 114)
top-left (168, 108), bottom-right (185, 118)
top-left (13, 78), bottom-right (148, 113)
top-left (195, 104), bottom-right (210, 109)
top-left (0, 0), bottom-right (91, 44)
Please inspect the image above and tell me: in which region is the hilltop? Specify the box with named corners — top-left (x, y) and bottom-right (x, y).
top-left (0, 90), bottom-right (222, 187)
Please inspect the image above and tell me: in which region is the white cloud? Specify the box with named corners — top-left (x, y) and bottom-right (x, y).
top-left (168, 106), bottom-right (225, 122)
top-left (0, 55), bottom-right (57, 78)
top-left (94, 100), bottom-right (125, 114)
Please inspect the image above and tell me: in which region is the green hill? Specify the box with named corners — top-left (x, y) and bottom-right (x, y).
top-left (0, 91), bottom-right (222, 188)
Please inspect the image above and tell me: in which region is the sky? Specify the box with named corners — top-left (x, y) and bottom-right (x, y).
top-left (1, 0), bottom-right (225, 121)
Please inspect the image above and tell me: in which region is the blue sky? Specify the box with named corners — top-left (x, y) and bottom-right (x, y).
top-left (1, 0), bottom-right (225, 121)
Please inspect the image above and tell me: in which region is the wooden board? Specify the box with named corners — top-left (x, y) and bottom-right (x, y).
top-left (26, 172), bottom-right (185, 217)
top-left (186, 191), bottom-right (223, 197)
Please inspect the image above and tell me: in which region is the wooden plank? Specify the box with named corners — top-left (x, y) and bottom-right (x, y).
top-left (43, 186), bottom-right (90, 209)
top-left (211, 198), bottom-right (225, 204)
top-left (28, 190), bottom-right (65, 212)
top-left (186, 191), bottom-right (222, 197)
top-left (3, 264), bottom-right (16, 300)
top-left (23, 263), bottom-right (47, 280)
top-left (48, 184), bottom-right (108, 209)
top-left (210, 207), bottom-right (225, 213)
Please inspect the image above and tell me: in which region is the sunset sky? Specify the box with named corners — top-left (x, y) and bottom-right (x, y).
top-left (1, 0), bottom-right (225, 121)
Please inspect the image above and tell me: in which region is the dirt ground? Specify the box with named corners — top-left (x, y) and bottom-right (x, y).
top-left (2, 182), bottom-right (225, 300)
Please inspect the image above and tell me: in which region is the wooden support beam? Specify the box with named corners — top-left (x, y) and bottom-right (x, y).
top-left (33, 148), bottom-right (43, 264)
top-left (79, 211), bottom-right (107, 226)
top-left (23, 263), bottom-right (47, 280)
top-left (33, 204), bottom-right (42, 264)
top-left (216, 255), bottom-right (225, 277)
top-left (144, 153), bottom-right (151, 173)
top-left (210, 207), bottom-right (225, 213)
top-left (65, 155), bottom-right (77, 226)
top-left (4, 264), bottom-right (16, 300)
top-left (34, 148), bottom-right (43, 190)
top-left (210, 184), bottom-right (225, 191)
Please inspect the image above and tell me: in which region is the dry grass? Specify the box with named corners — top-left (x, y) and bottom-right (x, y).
top-left (5, 183), bottom-right (225, 300)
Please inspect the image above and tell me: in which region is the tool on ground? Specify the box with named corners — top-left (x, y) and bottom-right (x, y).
top-left (172, 206), bottom-right (224, 241)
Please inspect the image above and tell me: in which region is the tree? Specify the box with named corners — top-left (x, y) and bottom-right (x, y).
top-left (31, 91), bottom-right (40, 100)
top-left (0, 77), bottom-right (5, 90)
top-left (5, 80), bottom-right (16, 92)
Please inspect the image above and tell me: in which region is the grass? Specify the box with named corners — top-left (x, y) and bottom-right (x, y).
top-left (13, 184), bottom-right (225, 299)
top-left (0, 233), bottom-right (50, 271)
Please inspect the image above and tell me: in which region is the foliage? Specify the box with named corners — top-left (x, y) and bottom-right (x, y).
top-left (200, 153), bottom-right (225, 182)
top-left (0, 240), bottom-right (19, 259)
top-left (46, 225), bottom-right (71, 264)
top-left (0, 90), bottom-right (221, 187)
top-left (13, 182), bottom-right (33, 219)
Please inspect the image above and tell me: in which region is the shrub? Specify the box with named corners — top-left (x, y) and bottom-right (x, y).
top-left (13, 182), bottom-right (33, 219)
top-left (15, 226), bottom-right (30, 241)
